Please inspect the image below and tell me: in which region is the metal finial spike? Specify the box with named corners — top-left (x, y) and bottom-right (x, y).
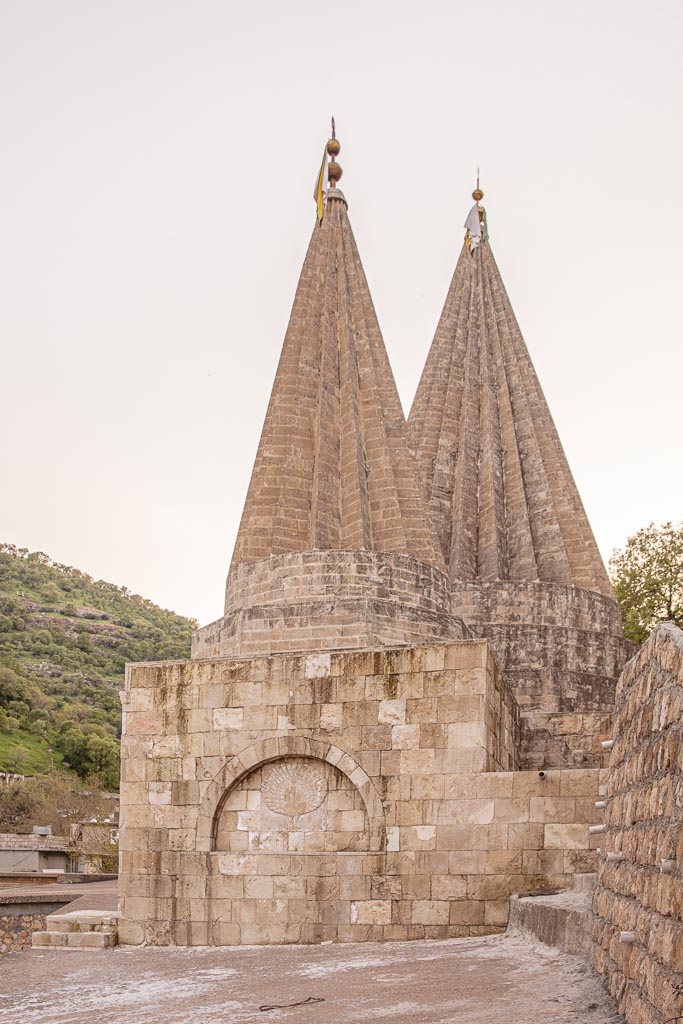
top-left (331, 117), bottom-right (336, 139)
top-left (472, 168), bottom-right (484, 203)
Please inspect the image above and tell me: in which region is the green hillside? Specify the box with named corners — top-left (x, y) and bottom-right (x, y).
top-left (0, 543), bottom-right (196, 789)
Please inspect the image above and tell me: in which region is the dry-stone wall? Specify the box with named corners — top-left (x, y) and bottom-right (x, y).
top-left (0, 913), bottom-right (46, 953)
top-left (593, 622), bottom-right (683, 1024)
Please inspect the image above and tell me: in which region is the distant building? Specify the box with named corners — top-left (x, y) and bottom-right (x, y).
top-left (0, 827), bottom-right (70, 873)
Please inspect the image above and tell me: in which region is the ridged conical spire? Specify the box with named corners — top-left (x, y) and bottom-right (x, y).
top-left (230, 149), bottom-right (443, 576)
top-left (408, 196), bottom-right (613, 599)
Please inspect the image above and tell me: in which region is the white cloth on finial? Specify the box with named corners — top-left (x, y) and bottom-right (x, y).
top-left (464, 203), bottom-right (482, 253)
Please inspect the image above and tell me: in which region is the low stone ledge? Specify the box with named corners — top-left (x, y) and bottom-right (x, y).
top-left (508, 887), bottom-right (593, 956)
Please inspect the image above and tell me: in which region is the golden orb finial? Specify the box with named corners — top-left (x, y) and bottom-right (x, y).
top-left (328, 160), bottom-right (343, 184)
top-left (327, 116), bottom-right (342, 182)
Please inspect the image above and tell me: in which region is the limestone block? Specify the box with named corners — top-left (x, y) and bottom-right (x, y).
top-left (522, 849), bottom-right (565, 874)
top-left (443, 775), bottom-right (479, 800)
top-left (439, 747), bottom-right (487, 773)
top-left (529, 797), bottom-right (577, 823)
top-left (71, 931), bottom-right (116, 949)
top-left (508, 823), bottom-right (544, 850)
top-left (211, 921), bottom-right (241, 945)
top-left (401, 749), bottom-right (436, 774)
top-left (544, 824), bottom-right (589, 849)
top-left (449, 900), bottom-right (485, 925)
top-left (419, 723), bottom-right (448, 749)
top-left (411, 900), bottom-right (450, 925)
top-left (476, 774), bottom-right (514, 798)
top-left (126, 711), bottom-right (163, 735)
top-left (350, 900), bottom-right (392, 925)
top-left (436, 823), bottom-right (508, 851)
top-left (305, 653), bottom-right (331, 678)
top-left (484, 899), bottom-right (510, 926)
top-left (379, 699), bottom-right (406, 725)
top-left (448, 850), bottom-right (487, 875)
top-left (392, 724), bottom-right (420, 749)
top-left (437, 695), bottom-right (483, 723)
top-left (212, 707), bottom-right (244, 730)
top-left (467, 875), bottom-right (511, 900)
top-left (148, 782), bottom-right (173, 806)
top-left (401, 825), bottom-right (437, 851)
top-left (431, 874), bottom-right (467, 900)
top-left (320, 704), bottom-right (343, 731)
top-left (438, 800), bottom-right (495, 825)
top-left (232, 681), bottom-right (263, 707)
top-left (151, 734), bottom-right (183, 758)
top-left (492, 799), bottom-right (530, 823)
top-left (406, 698), bottom-right (438, 724)
top-left (402, 875), bottom-right (431, 899)
top-left (482, 850), bottom-right (524, 874)
top-left (559, 769), bottom-right (600, 796)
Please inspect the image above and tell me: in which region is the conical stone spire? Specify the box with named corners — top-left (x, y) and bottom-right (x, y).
top-left (193, 133), bottom-right (462, 659)
top-left (408, 196), bottom-right (613, 598)
top-left (231, 183), bottom-right (442, 574)
top-left (408, 187), bottom-right (632, 768)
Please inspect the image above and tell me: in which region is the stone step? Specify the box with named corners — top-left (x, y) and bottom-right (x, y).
top-left (572, 872), bottom-right (597, 892)
top-left (32, 929), bottom-right (116, 949)
top-left (32, 909), bottom-right (120, 949)
top-left (45, 909), bottom-right (120, 933)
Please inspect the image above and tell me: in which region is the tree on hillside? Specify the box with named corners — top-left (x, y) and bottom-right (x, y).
top-left (609, 522), bottom-right (683, 644)
top-left (0, 773), bottom-right (115, 833)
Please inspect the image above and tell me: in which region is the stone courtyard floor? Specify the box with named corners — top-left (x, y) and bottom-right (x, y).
top-left (0, 933), bottom-right (622, 1024)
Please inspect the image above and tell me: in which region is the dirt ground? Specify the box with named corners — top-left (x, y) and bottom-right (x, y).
top-left (0, 932), bottom-right (621, 1024)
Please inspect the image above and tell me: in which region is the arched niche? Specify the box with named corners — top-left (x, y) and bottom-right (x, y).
top-left (195, 736), bottom-right (386, 853)
top-left (214, 756), bottom-right (370, 853)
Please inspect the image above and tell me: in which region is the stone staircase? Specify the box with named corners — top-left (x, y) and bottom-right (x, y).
top-left (32, 909), bottom-right (120, 949)
top-left (507, 873), bottom-right (596, 956)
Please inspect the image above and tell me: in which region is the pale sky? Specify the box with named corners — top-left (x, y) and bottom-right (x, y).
top-left (1, 0), bottom-right (681, 626)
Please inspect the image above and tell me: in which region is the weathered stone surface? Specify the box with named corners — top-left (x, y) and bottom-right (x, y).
top-left (592, 623), bottom-right (683, 1024)
top-left (0, 913), bottom-right (46, 954)
top-left (193, 550), bottom-right (466, 658)
top-left (119, 642), bottom-right (602, 946)
top-left (451, 581), bottom-right (635, 768)
top-left (406, 232), bottom-right (634, 767)
top-left (192, 188), bottom-right (462, 658)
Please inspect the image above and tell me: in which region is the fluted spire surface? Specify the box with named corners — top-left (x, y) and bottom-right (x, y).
top-left (408, 236), bottom-right (613, 598)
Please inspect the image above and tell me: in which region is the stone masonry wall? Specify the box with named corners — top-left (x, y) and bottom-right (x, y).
top-left (192, 551), bottom-right (466, 660)
top-left (118, 641), bottom-right (603, 946)
top-left (593, 623), bottom-right (683, 1024)
top-left (452, 581), bottom-right (635, 769)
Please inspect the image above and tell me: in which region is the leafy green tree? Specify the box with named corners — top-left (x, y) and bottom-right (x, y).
top-left (610, 522), bottom-right (683, 643)
top-left (84, 734), bottom-right (120, 790)
top-left (0, 666), bottom-right (27, 706)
